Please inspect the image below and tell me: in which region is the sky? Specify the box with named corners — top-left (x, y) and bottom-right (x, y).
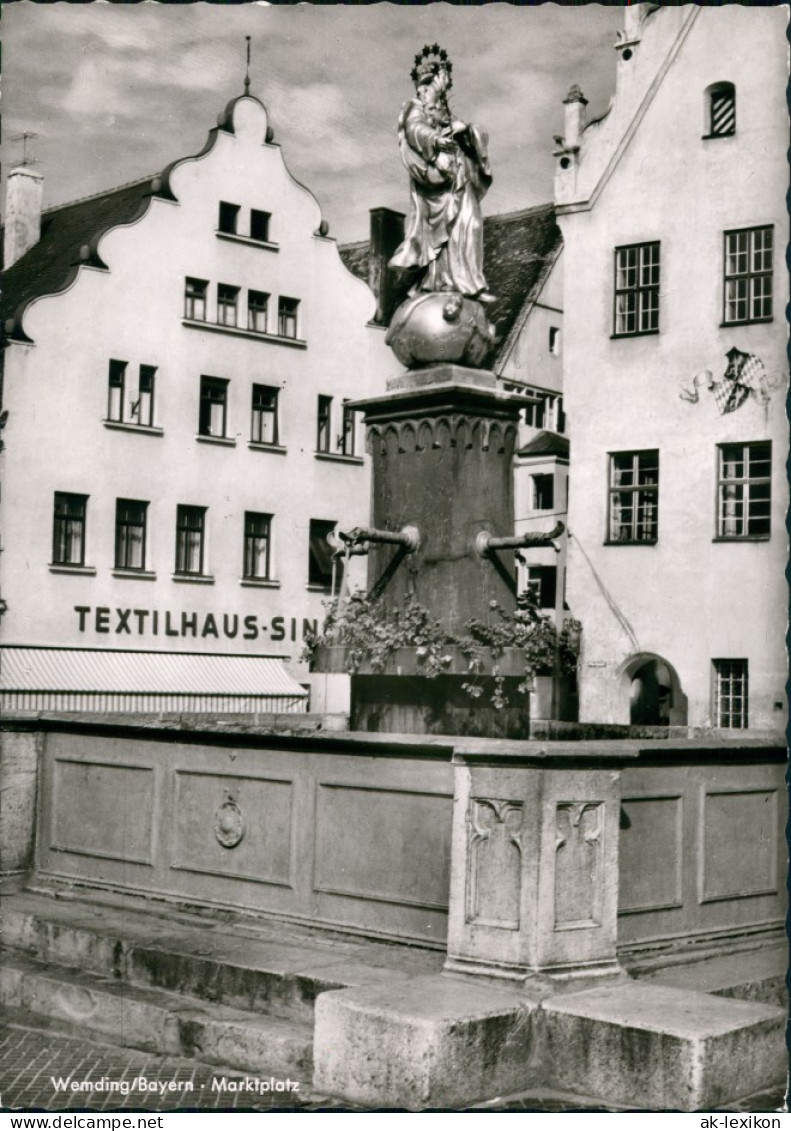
top-left (3, 2), bottom-right (624, 244)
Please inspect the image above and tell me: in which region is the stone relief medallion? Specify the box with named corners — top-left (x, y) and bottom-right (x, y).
top-left (214, 799), bottom-right (245, 849)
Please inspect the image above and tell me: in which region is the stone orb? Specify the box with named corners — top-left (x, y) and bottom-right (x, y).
top-left (385, 292), bottom-right (495, 370)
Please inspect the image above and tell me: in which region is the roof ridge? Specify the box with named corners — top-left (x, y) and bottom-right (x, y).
top-left (483, 202), bottom-right (555, 223)
top-left (44, 175), bottom-right (157, 216)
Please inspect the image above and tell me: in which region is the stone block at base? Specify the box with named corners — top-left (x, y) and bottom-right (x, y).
top-left (313, 974), bottom-right (536, 1109)
top-left (541, 982), bottom-right (785, 1110)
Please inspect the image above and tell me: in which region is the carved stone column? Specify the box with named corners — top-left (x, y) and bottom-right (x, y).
top-left (445, 744), bottom-right (630, 980)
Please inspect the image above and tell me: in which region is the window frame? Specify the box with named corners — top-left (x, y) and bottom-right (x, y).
top-left (198, 376), bottom-right (229, 438)
top-left (243, 511), bottom-right (273, 581)
top-left (278, 297), bottom-right (300, 339)
top-left (52, 492), bottom-right (88, 567)
top-left (716, 441), bottom-right (771, 541)
top-left (250, 209), bottom-right (271, 243)
top-left (184, 277), bottom-right (208, 322)
top-left (722, 226), bottom-right (773, 326)
top-left (340, 402), bottom-right (356, 457)
top-left (531, 473), bottom-right (555, 512)
top-left (247, 289), bottom-right (269, 334)
top-left (218, 201), bottom-right (241, 235)
top-left (136, 365), bottom-right (156, 428)
top-left (607, 449), bottom-right (659, 545)
top-left (115, 498), bottom-right (148, 571)
top-left (217, 283), bottom-right (240, 328)
top-left (317, 395), bottom-right (332, 454)
top-left (251, 384), bottom-right (279, 446)
top-left (526, 565), bottom-right (557, 610)
top-left (308, 518), bottom-right (341, 591)
top-left (712, 658), bottom-right (748, 729)
top-left (107, 360), bottom-right (126, 423)
top-left (704, 83), bottom-right (736, 139)
top-left (612, 241), bottom-right (660, 338)
top-left (175, 505), bottom-right (207, 576)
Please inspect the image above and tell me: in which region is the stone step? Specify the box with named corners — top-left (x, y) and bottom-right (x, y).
top-left (635, 943), bottom-right (787, 1008)
top-left (540, 981), bottom-right (786, 1111)
top-left (3, 895), bottom-right (347, 1024)
top-left (0, 950), bottom-right (313, 1082)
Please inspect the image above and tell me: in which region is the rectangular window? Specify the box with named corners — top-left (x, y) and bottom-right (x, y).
top-left (717, 441), bottom-right (771, 538)
top-left (532, 474), bottom-right (554, 511)
top-left (523, 393), bottom-right (546, 430)
top-left (309, 519), bottom-right (341, 590)
top-left (107, 359), bottom-right (126, 422)
top-left (115, 498), bottom-right (148, 571)
top-left (250, 209), bottom-right (271, 242)
top-left (317, 395), bottom-right (332, 453)
top-left (248, 290), bottom-right (269, 333)
top-left (53, 492), bottom-right (87, 566)
top-left (278, 297), bottom-right (299, 339)
top-left (526, 565), bottom-right (557, 609)
top-left (199, 376), bottom-right (228, 437)
top-left (136, 365), bottom-right (156, 427)
top-left (340, 402), bottom-right (356, 456)
top-left (244, 512), bottom-right (272, 580)
top-left (185, 277), bottom-right (208, 321)
top-left (609, 450), bottom-right (659, 543)
top-left (723, 227), bottom-right (773, 325)
top-left (549, 326), bottom-right (561, 355)
top-left (251, 384), bottom-right (279, 445)
top-left (218, 201), bottom-right (240, 235)
top-left (614, 242), bottom-right (660, 336)
top-left (713, 659), bottom-right (748, 729)
top-left (217, 284), bottom-right (240, 328)
top-left (175, 505), bottom-right (206, 575)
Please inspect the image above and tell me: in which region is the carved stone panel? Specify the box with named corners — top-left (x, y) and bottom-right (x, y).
top-left (466, 798), bottom-right (523, 930)
top-left (554, 802), bottom-right (603, 930)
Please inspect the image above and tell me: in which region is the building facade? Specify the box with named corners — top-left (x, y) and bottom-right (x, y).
top-left (0, 92), bottom-right (392, 709)
top-left (554, 5), bottom-right (787, 731)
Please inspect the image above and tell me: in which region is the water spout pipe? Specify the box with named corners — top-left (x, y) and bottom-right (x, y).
top-left (338, 524), bottom-right (421, 553)
top-left (475, 522), bottom-right (564, 557)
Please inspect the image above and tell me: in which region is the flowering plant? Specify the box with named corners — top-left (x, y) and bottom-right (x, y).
top-left (302, 590), bottom-right (581, 708)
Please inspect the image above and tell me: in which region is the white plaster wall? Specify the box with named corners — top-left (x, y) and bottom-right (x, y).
top-left (498, 250), bottom-right (564, 395)
top-left (558, 7), bottom-right (788, 729)
top-left (514, 456), bottom-right (569, 625)
top-left (1, 97), bottom-right (393, 675)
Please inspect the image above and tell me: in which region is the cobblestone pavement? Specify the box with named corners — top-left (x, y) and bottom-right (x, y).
top-left (0, 1019), bottom-right (786, 1115)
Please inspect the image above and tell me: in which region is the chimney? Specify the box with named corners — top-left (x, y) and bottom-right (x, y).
top-left (4, 166), bottom-right (44, 269)
top-left (368, 207), bottom-right (405, 324)
top-left (562, 85), bottom-right (588, 150)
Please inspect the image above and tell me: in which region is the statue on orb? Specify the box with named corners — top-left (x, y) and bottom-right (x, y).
top-left (386, 45), bottom-right (497, 370)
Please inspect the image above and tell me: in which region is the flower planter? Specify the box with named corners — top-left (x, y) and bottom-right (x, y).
top-left (310, 644), bottom-right (529, 678)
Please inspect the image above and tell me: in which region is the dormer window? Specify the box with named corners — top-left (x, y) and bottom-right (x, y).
top-left (218, 201), bottom-right (240, 235)
top-left (705, 83), bottom-right (735, 139)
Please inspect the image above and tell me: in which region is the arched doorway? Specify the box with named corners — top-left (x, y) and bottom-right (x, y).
top-left (621, 653), bottom-right (688, 727)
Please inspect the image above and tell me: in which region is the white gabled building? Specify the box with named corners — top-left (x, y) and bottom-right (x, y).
top-left (554, 5), bottom-right (787, 732)
top-left (0, 91), bottom-right (392, 713)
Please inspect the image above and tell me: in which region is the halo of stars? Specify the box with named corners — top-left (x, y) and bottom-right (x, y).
top-left (410, 43), bottom-right (453, 90)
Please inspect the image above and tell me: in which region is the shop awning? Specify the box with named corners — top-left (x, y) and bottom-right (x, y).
top-left (0, 647), bottom-right (308, 714)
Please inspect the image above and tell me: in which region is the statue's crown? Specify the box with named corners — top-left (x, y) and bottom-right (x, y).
top-left (410, 44), bottom-right (453, 90)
